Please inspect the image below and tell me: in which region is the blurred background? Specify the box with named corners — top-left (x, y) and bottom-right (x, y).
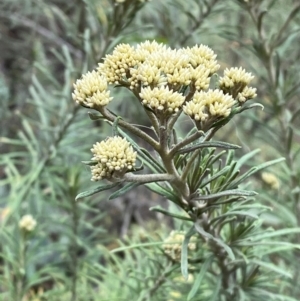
top-left (0, 0), bottom-right (300, 300)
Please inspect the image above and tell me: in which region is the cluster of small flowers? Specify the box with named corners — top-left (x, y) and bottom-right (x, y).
top-left (219, 67), bottom-right (257, 103)
top-left (90, 136), bottom-right (137, 181)
top-left (73, 41), bottom-right (257, 122)
top-left (163, 230), bottom-right (197, 262)
top-left (97, 41), bottom-right (220, 115)
top-left (183, 89), bottom-right (236, 122)
top-left (99, 41), bottom-right (219, 89)
top-left (19, 214), bottom-right (37, 232)
top-left (139, 86), bottom-right (185, 114)
top-left (261, 172), bottom-right (280, 190)
top-left (72, 41), bottom-right (258, 181)
top-left (72, 71), bottom-right (113, 108)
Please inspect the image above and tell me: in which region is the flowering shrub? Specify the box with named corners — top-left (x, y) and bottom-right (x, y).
top-left (71, 41), bottom-right (300, 300)
top-left (2, 0), bottom-right (299, 300)
top-left (73, 41), bottom-right (257, 187)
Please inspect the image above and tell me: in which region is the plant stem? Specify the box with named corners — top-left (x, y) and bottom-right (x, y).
top-left (121, 173), bottom-right (174, 183)
top-left (99, 107), bottom-right (160, 151)
top-left (16, 232), bottom-right (27, 301)
top-left (181, 150), bottom-right (201, 182)
top-left (70, 192), bottom-right (79, 301)
top-left (138, 263), bottom-right (176, 301)
top-left (169, 130), bottom-right (204, 157)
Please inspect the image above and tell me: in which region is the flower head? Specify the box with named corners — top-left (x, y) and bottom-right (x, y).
top-left (183, 45), bottom-right (220, 74)
top-left (72, 71), bottom-right (112, 108)
top-left (139, 85), bottom-right (185, 114)
top-left (19, 215), bottom-right (37, 232)
top-left (136, 40), bottom-right (167, 58)
top-left (183, 89), bottom-right (235, 123)
top-left (133, 63), bottom-right (164, 87)
top-left (237, 86), bottom-right (257, 103)
top-left (219, 67), bottom-right (257, 102)
top-left (261, 172), bottom-right (280, 190)
top-left (163, 231), bottom-right (197, 262)
top-left (98, 44), bottom-right (137, 84)
top-left (189, 65), bottom-right (211, 91)
top-left (90, 136), bottom-right (136, 181)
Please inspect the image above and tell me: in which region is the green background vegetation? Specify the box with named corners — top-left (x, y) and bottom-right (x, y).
top-left (0, 0), bottom-right (300, 300)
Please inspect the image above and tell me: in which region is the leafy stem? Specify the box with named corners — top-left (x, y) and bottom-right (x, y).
top-left (98, 106), bottom-right (160, 151)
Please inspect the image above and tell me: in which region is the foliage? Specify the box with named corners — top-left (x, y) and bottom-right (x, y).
top-left (0, 0), bottom-right (300, 300)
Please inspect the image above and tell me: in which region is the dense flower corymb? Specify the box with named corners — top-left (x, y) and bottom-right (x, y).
top-left (261, 172), bottom-right (280, 190)
top-left (19, 215), bottom-right (37, 232)
top-left (98, 43), bottom-right (137, 84)
top-left (183, 89), bottom-right (235, 122)
top-left (183, 44), bottom-right (220, 75)
top-left (98, 40), bottom-right (220, 94)
top-left (72, 71), bottom-right (112, 108)
top-left (219, 67), bottom-right (257, 102)
top-left (139, 85), bottom-right (185, 114)
top-left (90, 136), bottom-right (137, 181)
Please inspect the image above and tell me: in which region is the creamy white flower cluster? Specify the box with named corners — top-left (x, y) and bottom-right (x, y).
top-left (97, 41), bottom-right (220, 115)
top-left (19, 214), bottom-right (37, 232)
top-left (73, 41), bottom-right (257, 119)
top-left (183, 89), bottom-right (235, 122)
top-left (219, 67), bottom-right (257, 103)
top-left (163, 230), bottom-right (197, 262)
top-left (72, 71), bottom-right (112, 108)
top-left (90, 136), bottom-right (137, 181)
top-left (261, 172), bottom-right (280, 190)
top-left (99, 41), bottom-right (219, 90)
top-left (139, 86), bottom-right (185, 114)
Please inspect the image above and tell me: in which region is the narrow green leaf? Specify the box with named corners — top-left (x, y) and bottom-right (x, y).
top-left (181, 226), bottom-right (197, 280)
top-left (0, 137), bottom-right (25, 146)
top-left (62, 45), bottom-right (74, 70)
top-left (178, 141), bottom-right (241, 154)
top-left (250, 289), bottom-right (299, 301)
top-left (211, 211), bottom-right (259, 225)
top-left (140, 148), bottom-right (165, 173)
top-left (230, 157), bottom-right (285, 188)
top-left (258, 10), bottom-right (267, 33)
top-left (210, 275), bottom-right (221, 301)
top-left (145, 182), bottom-right (180, 204)
top-left (112, 116), bottom-right (122, 136)
top-left (196, 189), bottom-right (257, 201)
top-left (260, 194), bottom-right (296, 226)
top-left (195, 223), bottom-right (235, 260)
top-left (150, 206), bottom-right (192, 221)
top-left (111, 241), bottom-right (164, 253)
top-left (225, 150), bottom-right (235, 166)
top-left (250, 259), bottom-right (292, 278)
top-left (251, 228), bottom-right (300, 241)
top-left (188, 256), bottom-right (213, 300)
top-left (81, 160), bottom-right (97, 166)
top-left (287, 126), bottom-right (293, 154)
top-left (75, 182), bottom-right (120, 200)
top-left (238, 102), bottom-right (264, 113)
top-left (108, 182), bottom-right (141, 200)
top-left (257, 243), bottom-right (300, 256)
top-left (88, 112), bottom-right (105, 120)
top-left (199, 166), bottom-right (230, 188)
top-left (291, 106), bottom-right (300, 123)
top-left (22, 119), bottom-right (39, 150)
top-left (235, 149), bottom-right (261, 171)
